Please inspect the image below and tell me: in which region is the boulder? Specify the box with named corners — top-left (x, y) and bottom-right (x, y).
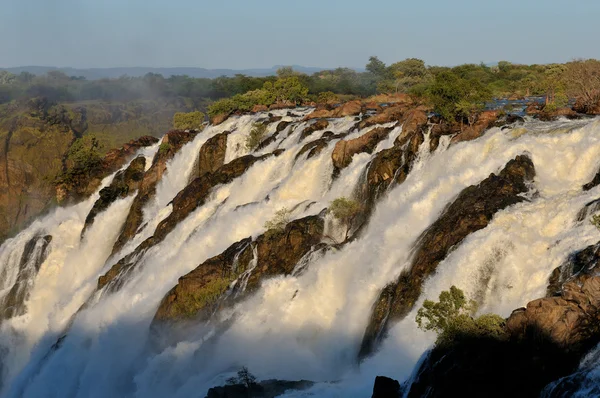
top-left (358, 104), bottom-right (408, 130)
top-left (359, 155), bottom-right (536, 358)
top-left (300, 119), bottom-right (329, 141)
top-left (252, 104), bottom-right (268, 113)
top-left (450, 110), bottom-right (499, 144)
top-left (331, 127), bottom-right (393, 171)
top-left (197, 131), bottom-right (229, 178)
top-left (210, 113), bottom-right (229, 125)
top-left (304, 100), bottom-right (363, 120)
top-left (372, 376), bottom-right (401, 398)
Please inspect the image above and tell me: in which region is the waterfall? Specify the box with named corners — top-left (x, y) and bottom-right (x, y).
top-left (0, 111), bottom-right (599, 397)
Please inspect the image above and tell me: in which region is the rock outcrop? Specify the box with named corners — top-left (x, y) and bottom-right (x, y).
top-left (300, 119), bottom-right (329, 141)
top-left (100, 150), bottom-right (285, 292)
top-left (110, 130), bottom-right (199, 255)
top-left (331, 127), bottom-right (393, 171)
top-left (205, 379), bottom-right (314, 398)
top-left (304, 100), bottom-right (363, 120)
top-left (153, 215), bottom-right (324, 323)
top-left (81, 155), bottom-right (146, 236)
top-left (197, 131), bottom-right (229, 178)
top-left (402, 270), bottom-right (600, 398)
top-left (359, 155), bottom-right (536, 358)
top-left (450, 110), bottom-right (499, 144)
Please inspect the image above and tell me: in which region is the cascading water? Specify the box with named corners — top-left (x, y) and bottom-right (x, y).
top-left (0, 109), bottom-right (599, 397)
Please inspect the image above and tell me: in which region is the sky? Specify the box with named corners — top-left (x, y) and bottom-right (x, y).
top-left (1, 0), bottom-right (600, 69)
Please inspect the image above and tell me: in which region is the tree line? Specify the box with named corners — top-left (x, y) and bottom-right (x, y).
top-left (2, 57), bottom-right (599, 124)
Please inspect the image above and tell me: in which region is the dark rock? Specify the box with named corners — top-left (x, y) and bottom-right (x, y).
top-left (82, 156), bottom-right (146, 237)
top-left (295, 133), bottom-right (347, 161)
top-left (359, 155), bottom-right (536, 358)
top-left (372, 376), bottom-right (401, 398)
top-left (583, 168), bottom-right (600, 191)
top-left (300, 119), bottom-right (329, 141)
top-left (205, 379), bottom-right (314, 398)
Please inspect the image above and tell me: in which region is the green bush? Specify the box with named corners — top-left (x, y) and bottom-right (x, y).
top-left (172, 111), bottom-right (205, 130)
top-left (416, 286), bottom-right (507, 346)
top-left (245, 122), bottom-right (268, 151)
top-left (329, 197), bottom-right (361, 241)
top-left (264, 208), bottom-right (291, 236)
top-left (317, 91), bottom-right (339, 104)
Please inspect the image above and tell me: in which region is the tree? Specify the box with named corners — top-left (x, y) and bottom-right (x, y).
top-left (329, 197), bottom-right (361, 241)
top-left (388, 58), bottom-right (430, 93)
top-left (416, 286), bottom-right (506, 346)
top-left (426, 71), bottom-right (491, 125)
top-left (225, 366), bottom-right (258, 388)
top-left (172, 111), bottom-right (205, 130)
top-left (564, 59), bottom-right (600, 112)
top-left (264, 208), bottom-right (291, 235)
top-left (269, 77), bottom-right (308, 105)
top-left (366, 56), bottom-right (388, 78)
top-left (245, 122), bottom-right (268, 150)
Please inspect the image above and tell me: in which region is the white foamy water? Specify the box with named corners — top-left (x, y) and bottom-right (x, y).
top-left (0, 113), bottom-right (599, 397)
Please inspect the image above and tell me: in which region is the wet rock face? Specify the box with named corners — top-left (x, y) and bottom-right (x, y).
top-left (110, 130), bottom-right (199, 255)
top-left (331, 127), bottom-right (393, 171)
top-left (359, 155), bottom-right (536, 358)
top-left (82, 156), bottom-right (146, 236)
top-left (154, 152), bottom-right (281, 242)
top-left (153, 238), bottom-right (253, 322)
top-left (547, 241), bottom-right (600, 296)
top-left (153, 215), bottom-right (324, 324)
top-left (1, 234), bottom-right (52, 320)
top-left (100, 150), bottom-right (285, 293)
top-left (197, 131), bottom-right (229, 178)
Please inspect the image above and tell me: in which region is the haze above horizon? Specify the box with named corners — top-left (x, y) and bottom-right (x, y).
top-left (2, 0), bottom-right (599, 69)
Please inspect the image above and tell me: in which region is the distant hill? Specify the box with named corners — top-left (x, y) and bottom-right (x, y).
top-left (0, 65), bottom-right (358, 80)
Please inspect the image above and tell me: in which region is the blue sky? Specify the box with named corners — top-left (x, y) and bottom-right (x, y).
top-left (1, 0), bottom-right (599, 69)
